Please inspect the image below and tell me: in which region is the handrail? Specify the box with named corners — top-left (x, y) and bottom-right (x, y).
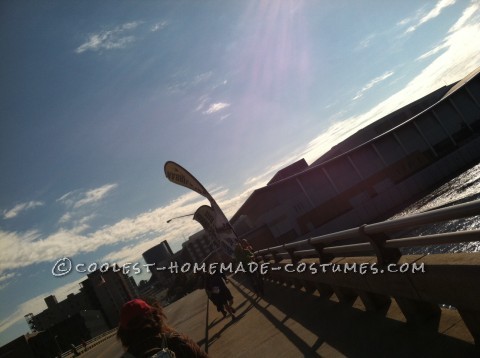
top-left (60, 327), bottom-right (117, 358)
top-left (364, 199), bottom-right (480, 234)
top-left (254, 199), bottom-right (480, 265)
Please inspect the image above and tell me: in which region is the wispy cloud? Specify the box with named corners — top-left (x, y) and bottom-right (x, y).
top-left (405, 0), bottom-right (456, 34)
top-left (0, 191), bottom-right (209, 275)
top-left (353, 71), bottom-right (394, 100)
top-left (3, 201), bottom-right (44, 220)
top-left (0, 272), bottom-right (17, 291)
top-left (55, 184), bottom-right (116, 231)
top-left (356, 34), bottom-right (376, 50)
top-left (448, 2), bottom-right (479, 33)
top-left (73, 183), bottom-right (117, 208)
top-left (75, 21), bottom-right (142, 54)
top-left (151, 21), bottom-right (167, 32)
top-left (416, 42), bottom-right (449, 61)
top-left (302, 4), bottom-right (480, 164)
top-left (417, 2), bottom-right (480, 62)
top-left (57, 183), bottom-right (117, 209)
top-left (203, 102), bottom-right (230, 115)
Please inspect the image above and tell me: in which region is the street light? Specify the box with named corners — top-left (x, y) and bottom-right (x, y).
top-left (166, 213), bottom-right (195, 223)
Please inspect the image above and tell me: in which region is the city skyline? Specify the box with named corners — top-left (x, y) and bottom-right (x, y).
top-left (1, 0), bottom-right (480, 346)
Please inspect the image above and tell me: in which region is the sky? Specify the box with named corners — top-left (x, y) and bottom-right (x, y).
top-left (1, 0), bottom-right (480, 346)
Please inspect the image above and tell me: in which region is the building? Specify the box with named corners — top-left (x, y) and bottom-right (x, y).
top-left (17, 265), bottom-right (135, 357)
top-left (27, 266), bottom-right (135, 332)
top-left (182, 230), bottom-right (215, 263)
top-left (142, 240), bottom-right (176, 285)
top-left (26, 293), bottom-right (94, 332)
top-left (81, 266), bottom-right (136, 327)
top-left (142, 240), bottom-right (174, 267)
top-left (0, 334), bottom-right (37, 358)
top-left (227, 67), bottom-right (480, 250)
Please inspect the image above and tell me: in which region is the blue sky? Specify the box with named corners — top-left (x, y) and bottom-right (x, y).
top-left (1, 0), bottom-right (479, 346)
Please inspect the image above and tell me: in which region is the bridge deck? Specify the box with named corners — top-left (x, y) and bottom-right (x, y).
top-left (84, 276), bottom-right (477, 357)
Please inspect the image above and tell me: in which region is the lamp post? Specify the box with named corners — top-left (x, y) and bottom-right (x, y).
top-left (166, 213), bottom-right (195, 223)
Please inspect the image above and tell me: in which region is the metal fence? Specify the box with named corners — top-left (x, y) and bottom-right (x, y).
top-left (255, 199), bottom-right (480, 265)
top-left (60, 327), bottom-right (117, 358)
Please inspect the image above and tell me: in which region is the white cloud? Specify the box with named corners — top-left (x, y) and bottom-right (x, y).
top-left (0, 272), bottom-right (16, 284)
top-left (405, 0), bottom-right (456, 34)
top-left (356, 34), bottom-right (376, 50)
top-left (75, 21), bottom-right (142, 54)
top-left (58, 213), bottom-right (72, 225)
top-left (353, 71), bottom-right (394, 100)
top-left (449, 2), bottom-right (479, 33)
top-left (417, 2), bottom-right (480, 62)
top-left (0, 191), bottom-right (210, 275)
top-left (195, 95), bottom-right (210, 112)
top-left (219, 114), bottom-right (232, 121)
top-left (301, 5), bottom-right (480, 164)
top-left (151, 21), bottom-right (167, 32)
top-left (3, 201), bottom-right (44, 220)
top-left (416, 42), bottom-right (449, 61)
top-left (57, 183), bottom-right (117, 209)
top-left (73, 183), bottom-right (118, 208)
top-left (203, 102), bottom-right (230, 115)
top-left (0, 272), bottom-right (18, 291)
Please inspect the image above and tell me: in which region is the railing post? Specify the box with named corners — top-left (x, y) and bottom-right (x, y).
top-left (311, 243), bottom-right (334, 264)
top-left (259, 254), bottom-right (267, 263)
top-left (358, 224), bottom-right (401, 265)
top-left (269, 249), bottom-right (280, 264)
top-left (286, 248), bottom-right (299, 265)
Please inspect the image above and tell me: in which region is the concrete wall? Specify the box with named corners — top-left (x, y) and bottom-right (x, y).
top-left (259, 253), bottom-right (480, 346)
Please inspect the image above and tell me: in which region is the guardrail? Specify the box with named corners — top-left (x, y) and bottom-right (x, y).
top-left (60, 328), bottom-right (117, 358)
top-left (254, 199), bottom-right (480, 346)
top-left (256, 199), bottom-right (480, 264)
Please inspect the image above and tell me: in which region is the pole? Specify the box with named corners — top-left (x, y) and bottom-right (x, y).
top-left (166, 213), bottom-right (195, 223)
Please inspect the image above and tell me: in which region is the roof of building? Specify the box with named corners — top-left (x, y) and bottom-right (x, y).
top-left (229, 66), bottom-right (480, 224)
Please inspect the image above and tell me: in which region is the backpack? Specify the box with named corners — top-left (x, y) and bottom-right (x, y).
top-left (122, 334), bottom-right (176, 358)
top-left (149, 334), bottom-right (176, 358)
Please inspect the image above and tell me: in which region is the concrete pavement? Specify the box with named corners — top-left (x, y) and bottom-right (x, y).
top-left (208, 277), bottom-right (477, 357)
top-left (82, 276), bottom-right (478, 357)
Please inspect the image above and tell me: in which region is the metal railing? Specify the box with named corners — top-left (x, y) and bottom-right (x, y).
top-left (255, 199), bottom-right (480, 265)
top-left (253, 199), bottom-right (480, 346)
top-left (60, 328), bottom-right (117, 358)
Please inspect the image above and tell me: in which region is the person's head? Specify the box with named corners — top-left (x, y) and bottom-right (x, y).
top-left (117, 299), bottom-right (170, 348)
top-left (241, 239), bottom-right (250, 248)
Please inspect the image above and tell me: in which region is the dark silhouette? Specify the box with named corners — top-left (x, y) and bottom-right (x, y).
top-left (235, 239), bottom-right (264, 296)
top-left (117, 299), bottom-right (208, 357)
top-left (204, 272), bottom-right (236, 320)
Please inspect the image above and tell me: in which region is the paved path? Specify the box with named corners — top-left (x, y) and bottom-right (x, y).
top-left (83, 276), bottom-right (478, 357)
top-left (81, 291), bottom-right (208, 358)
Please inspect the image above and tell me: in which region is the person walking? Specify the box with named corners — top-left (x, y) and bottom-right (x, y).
top-left (117, 299), bottom-right (208, 357)
top-left (235, 239), bottom-right (264, 297)
top-left (204, 271), bottom-right (236, 320)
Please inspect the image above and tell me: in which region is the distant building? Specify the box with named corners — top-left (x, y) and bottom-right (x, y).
top-left (143, 240), bottom-right (174, 267)
top-left (142, 240), bottom-right (176, 285)
top-left (182, 230), bottom-right (214, 263)
top-left (26, 292), bottom-right (94, 331)
top-left (17, 265), bottom-right (135, 356)
top-left (81, 265), bottom-right (135, 327)
top-left (3, 311), bottom-right (110, 358)
top-left (0, 334), bottom-right (36, 358)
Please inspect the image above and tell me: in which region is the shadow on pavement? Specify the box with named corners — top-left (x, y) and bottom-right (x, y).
top-left (229, 278), bottom-right (478, 357)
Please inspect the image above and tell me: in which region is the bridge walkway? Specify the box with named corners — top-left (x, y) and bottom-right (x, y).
top-left (81, 275), bottom-right (477, 357)
top-left (206, 276), bottom-right (477, 357)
